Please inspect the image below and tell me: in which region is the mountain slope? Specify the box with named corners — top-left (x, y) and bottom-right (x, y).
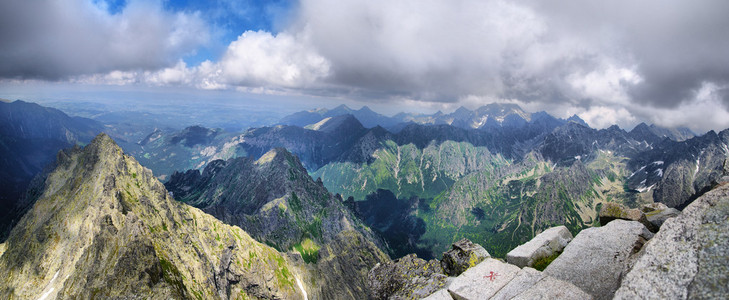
top-left (0, 134), bottom-right (305, 299)
top-left (165, 147), bottom-right (390, 299)
top-left (165, 147), bottom-right (381, 251)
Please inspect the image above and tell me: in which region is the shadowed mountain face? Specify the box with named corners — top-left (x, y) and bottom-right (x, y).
top-left (0, 100), bottom-right (104, 241)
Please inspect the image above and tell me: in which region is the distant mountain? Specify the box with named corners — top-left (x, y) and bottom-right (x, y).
top-left (0, 100), bottom-right (104, 241)
top-left (279, 104), bottom-right (399, 128)
top-left (626, 129), bottom-right (729, 208)
top-left (123, 125), bottom-right (245, 181)
top-left (282, 103), bottom-right (556, 131)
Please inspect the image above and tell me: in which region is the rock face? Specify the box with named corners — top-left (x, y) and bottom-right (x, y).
top-left (506, 225), bottom-right (572, 268)
top-left (368, 254), bottom-right (449, 299)
top-left (441, 238), bottom-right (491, 276)
top-left (544, 220), bottom-right (654, 300)
top-left (307, 230), bottom-right (391, 300)
top-left (614, 183), bottom-right (729, 299)
top-left (599, 202), bottom-right (657, 232)
top-left (0, 134), bottom-right (304, 299)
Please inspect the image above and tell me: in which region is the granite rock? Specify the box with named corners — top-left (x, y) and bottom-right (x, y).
top-left (441, 238), bottom-right (491, 276)
top-left (614, 184), bottom-right (729, 299)
top-left (599, 202), bottom-right (657, 232)
top-left (544, 220), bottom-right (653, 300)
top-left (447, 258), bottom-right (520, 300)
top-left (506, 225), bottom-right (572, 268)
top-left (422, 289), bottom-right (453, 300)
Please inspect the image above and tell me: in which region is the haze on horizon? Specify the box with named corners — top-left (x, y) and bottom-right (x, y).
top-left (1, 0), bottom-right (729, 133)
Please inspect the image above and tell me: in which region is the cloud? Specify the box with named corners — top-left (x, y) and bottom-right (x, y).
top-left (5, 0), bottom-right (729, 132)
top-left (218, 30), bottom-right (330, 88)
top-left (0, 0), bottom-right (208, 79)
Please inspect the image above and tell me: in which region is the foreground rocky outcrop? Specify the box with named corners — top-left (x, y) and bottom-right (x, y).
top-left (599, 202), bottom-right (657, 232)
top-left (614, 183), bottom-right (729, 299)
top-left (641, 202), bottom-right (680, 229)
top-left (446, 259), bottom-right (590, 300)
top-left (368, 254), bottom-right (449, 299)
top-left (440, 238), bottom-right (490, 276)
top-left (0, 134), bottom-right (305, 299)
top-left (374, 189), bottom-right (726, 300)
top-left (544, 220), bottom-right (653, 300)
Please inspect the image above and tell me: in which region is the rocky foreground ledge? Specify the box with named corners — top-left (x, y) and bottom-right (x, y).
top-left (369, 182), bottom-right (729, 299)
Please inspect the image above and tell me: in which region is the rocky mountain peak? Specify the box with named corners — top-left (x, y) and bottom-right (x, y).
top-left (255, 147), bottom-right (303, 171)
top-left (307, 114), bottom-right (364, 134)
top-left (566, 114), bottom-right (588, 126)
top-left (0, 133), bottom-right (305, 299)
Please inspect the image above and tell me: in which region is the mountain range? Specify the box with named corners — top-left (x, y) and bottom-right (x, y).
top-left (0, 99), bottom-right (727, 298)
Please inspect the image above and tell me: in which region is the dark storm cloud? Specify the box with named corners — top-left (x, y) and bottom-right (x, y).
top-left (529, 0), bottom-right (729, 108)
top-left (0, 0), bottom-right (208, 79)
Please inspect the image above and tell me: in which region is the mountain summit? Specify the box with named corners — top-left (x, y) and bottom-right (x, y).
top-left (0, 134), bottom-right (305, 299)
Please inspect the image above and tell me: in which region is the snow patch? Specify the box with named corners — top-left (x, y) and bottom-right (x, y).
top-left (308, 117), bottom-right (332, 131)
top-left (37, 271), bottom-right (59, 300)
top-left (651, 161), bottom-right (664, 165)
top-left (694, 150), bottom-right (704, 178)
top-left (655, 168), bottom-right (663, 177)
top-left (295, 276), bottom-right (308, 300)
top-left (200, 146), bottom-right (217, 157)
top-left (636, 184), bottom-right (656, 193)
top-left (629, 165), bottom-right (646, 178)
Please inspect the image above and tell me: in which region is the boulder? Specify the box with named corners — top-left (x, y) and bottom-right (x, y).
top-left (644, 207), bottom-right (680, 229)
top-left (506, 225), bottom-right (572, 268)
top-left (368, 254), bottom-right (448, 299)
top-left (599, 202), bottom-right (657, 232)
top-left (510, 275), bottom-right (593, 300)
top-left (490, 267), bottom-right (545, 300)
top-left (447, 258), bottom-right (520, 300)
top-left (543, 220), bottom-right (653, 300)
top-left (491, 267), bottom-right (592, 300)
top-left (640, 202), bottom-right (669, 213)
top-left (440, 238), bottom-right (490, 276)
top-left (614, 184), bottom-right (729, 299)
top-left (422, 289), bottom-right (453, 300)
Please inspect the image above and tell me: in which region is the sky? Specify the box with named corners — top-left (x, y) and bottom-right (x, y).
top-left (1, 0), bottom-right (729, 132)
